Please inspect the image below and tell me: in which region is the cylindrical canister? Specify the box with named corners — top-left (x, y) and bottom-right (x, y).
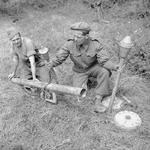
top-left (38, 47), bottom-right (49, 61)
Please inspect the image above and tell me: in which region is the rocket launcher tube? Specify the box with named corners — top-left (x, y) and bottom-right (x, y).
top-left (11, 78), bottom-right (87, 98)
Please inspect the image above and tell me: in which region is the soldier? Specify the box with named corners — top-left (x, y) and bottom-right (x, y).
top-left (42, 22), bottom-right (119, 112)
top-left (7, 27), bottom-right (57, 103)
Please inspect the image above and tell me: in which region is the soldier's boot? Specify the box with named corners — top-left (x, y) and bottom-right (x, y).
top-left (94, 95), bottom-right (107, 113)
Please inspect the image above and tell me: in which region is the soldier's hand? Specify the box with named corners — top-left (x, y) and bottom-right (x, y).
top-left (8, 72), bottom-right (16, 80)
top-left (115, 64), bottom-right (125, 72)
top-left (39, 61), bottom-right (53, 69)
top-left (45, 61), bottom-right (53, 70)
top-left (38, 60), bottom-right (47, 67)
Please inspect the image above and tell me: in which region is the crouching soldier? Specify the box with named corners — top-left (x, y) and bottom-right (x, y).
top-left (41, 22), bottom-right (119, 112)
top-left (7, 27), bottom-right (57, 103)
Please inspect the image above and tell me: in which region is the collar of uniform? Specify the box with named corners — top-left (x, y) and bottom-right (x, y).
top-left (75, 44), bottom-right (88, 54)
top-left (80, 38), bottom-right (91, 51)
top-left (80, 44), bottom-right (89, 51)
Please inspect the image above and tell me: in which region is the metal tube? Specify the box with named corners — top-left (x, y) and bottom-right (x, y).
top-left (11, 78), bottom-right (86, 97)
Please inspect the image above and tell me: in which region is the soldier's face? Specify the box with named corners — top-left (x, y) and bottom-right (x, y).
top-left (11, 33), bottom-right (22, 48)
top-left (74, 32), bottom-right (86, 46)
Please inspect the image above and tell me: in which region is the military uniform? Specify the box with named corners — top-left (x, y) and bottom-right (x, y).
top-left (48, 37), bottom-right (116, 97)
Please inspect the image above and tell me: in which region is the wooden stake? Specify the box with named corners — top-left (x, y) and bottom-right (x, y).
top-left (107, 59), bottom-right (125, 113)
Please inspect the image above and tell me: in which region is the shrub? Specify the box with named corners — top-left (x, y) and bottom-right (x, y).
top-left (127, 41), bottom-right (150, 80)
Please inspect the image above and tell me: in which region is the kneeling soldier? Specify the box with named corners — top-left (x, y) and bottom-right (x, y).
top-left (7, 27), bottom-right (57, 103)
top-left (42, 22), bottom-right (119, 112)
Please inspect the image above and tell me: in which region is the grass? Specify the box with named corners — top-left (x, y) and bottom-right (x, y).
top-left (0, 1), bottom-right (150, 150)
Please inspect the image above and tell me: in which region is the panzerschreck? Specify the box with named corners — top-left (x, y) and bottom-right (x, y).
top-left (11, 78), bottom-right (87, 97)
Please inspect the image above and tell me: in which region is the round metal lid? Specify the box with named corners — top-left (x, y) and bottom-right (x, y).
top-left (114, 111), bottom-right (142, 130)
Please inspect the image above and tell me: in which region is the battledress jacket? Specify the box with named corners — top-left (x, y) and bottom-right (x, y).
top-left (49, 38), bottom-right (116, 73)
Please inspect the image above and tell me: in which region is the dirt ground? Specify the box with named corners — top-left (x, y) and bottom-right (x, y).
top-left (0, 1), bottom-right (150, 150)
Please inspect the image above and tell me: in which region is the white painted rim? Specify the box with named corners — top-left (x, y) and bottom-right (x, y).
top-left (114, 111), bottom-right (142, 130)
top-left (39, 47), bottom-right (49, 54)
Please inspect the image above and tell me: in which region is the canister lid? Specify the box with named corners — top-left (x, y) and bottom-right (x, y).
top-left (114, 111), bottom-right (142, 130)
top-left (39, 47), bottom-right (49, 54)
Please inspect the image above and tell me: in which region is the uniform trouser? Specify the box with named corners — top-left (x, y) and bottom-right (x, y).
top-left (20, 64), bottom-right (52, 83)
top-left (73, 64), bottom-right (111, 97)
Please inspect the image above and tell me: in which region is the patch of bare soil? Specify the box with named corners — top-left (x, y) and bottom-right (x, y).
top-left (0, 1), bottom-right (150, 150)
